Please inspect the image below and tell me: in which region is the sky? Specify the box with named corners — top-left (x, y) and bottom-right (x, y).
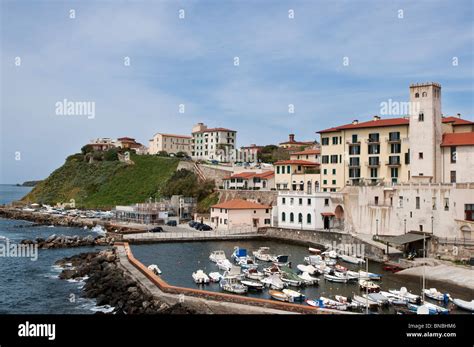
top-left (1, 0), bottom-right (473, 184)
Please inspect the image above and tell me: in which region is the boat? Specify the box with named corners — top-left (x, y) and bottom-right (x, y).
top-left (304, 255), bottom-right (324, 265)
top-left (253, 247), bottom-right (274, 262)
top-left (269, 290), bottom-right (291, 302)
top-left (237, 257), bottom-right (258, 270)
top-left (406, 303), bottom-right (446, 315)
top-left (359, 280), bottom-right (381, 293)
top-left (452, 298), bottom-right (474, 312)
top-left (241, 280), bottom-right (264, 291)
top-left (220, 277), bottom-right (247, 294)
top-left (280, 266), bottom-right (303, 287)
top-left (366, 293), bottom-right (389, 305)
top-left (297, 264), bottom-right (319, 275)
top-left (260, 274), bottom-right (286, 290)
top-left (209, 250), bottom-right (227, 263)
top-left (422, 302), bottom-right (449, 314)
top-left (208, 272), bottom-right (223, 282)
top-left (192, 270), bottom-right (210, 284)
top-left (423, 288), bottom-right (449, 302)
top-left (244, 268), bottom-right (265, 280)
top-left (147, 264), bottom-right (162, 275)
top-left (347, 270), bottom-right (381, 281)
top-left (222, 265), bottom-right (244, 279)
top-left (339, 254), bottom-right (365, 265)
top-left (352, 294), bottom-right (379, 309)
top-left (389, 287), bottom-right (420, 304)
top-left (283, 289), bottom-right (305, 301)
top-left (305, 299), bottom-right (320, 307)
top-left (324, 273), bottom-right (348, 283)
top-left (324, 257), bottom-right (337, 266)
top-left (308, 247), bottom-right (321, 255)
top-left (322, 250), bottom-right (338, 259)
top-left (216, 259), bottom-right (233, 271)
top-left (232, 247), bottom-right (252, 263)
top-left (335, 264), bottom-right (348, 272)
top-left (319, 296), bottom-right (347, 310)
top-left (271, 255), bottom-right (290, 266)
top-left (298, 272), bottom-right (319, 285)
top-left (263, 265), bottom-right (281, 276)
top-left (383, 265), bottom-right (402, 272)
top-left (395, 306), bottom-right (416, 315)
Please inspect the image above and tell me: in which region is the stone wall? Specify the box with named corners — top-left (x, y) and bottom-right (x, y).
top-left (177, 161), bottom-right (231, 186)
top-left (218, 189), bottom-right (278, 206)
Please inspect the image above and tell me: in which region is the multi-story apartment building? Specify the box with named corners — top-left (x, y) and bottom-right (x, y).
top-left (191, 123), bottom-right (237, 162)
top-left (148, 133), bottom-right (192, 155)
top-left (274, 159), bottom-right (320, 193)
top-left (290, 149), bottom-right (321, 162)
top-left (222, 171), bottom-right (275, 190)
top-left (317, 82), bottom-right (474, 191)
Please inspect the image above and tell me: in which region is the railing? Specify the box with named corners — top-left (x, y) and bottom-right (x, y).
top-left (437, 237), bottom-right (474, 246)
top-left (124, 227), bottom-right (258, 240)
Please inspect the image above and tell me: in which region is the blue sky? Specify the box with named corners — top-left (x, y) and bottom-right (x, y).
top-left (1, 0), bottom-right (473, 183)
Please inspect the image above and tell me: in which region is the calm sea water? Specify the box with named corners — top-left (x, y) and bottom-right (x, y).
top-left (131, 241), bottom-right (472, 314)
top-left (0, 185), bottom-right (110, 314)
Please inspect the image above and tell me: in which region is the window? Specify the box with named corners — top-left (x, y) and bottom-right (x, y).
top-left (281, 212), bottom-right (286, 222)
top-left (422, 92), bottom-right (427, 97)
top-left (282, 198), bottom-right (286, 205)
top-left (419, 152), bottom-right (423, 159)
top-left (264, 219), bottom-right (271, 225)
top-left (290, 213), bottom-right (294, 222)
top-left (287, 165), bottom-right (290, 173)
top-left (307, 198), bottom-right (311, 206)
top-left (349, 157), bottom-right (360, 166)
top-left (368, 133), bottom-right (379, 143)
top-left (389, 156), bottom-right (400, 165)
top-left (416, 197), bottom-right (420, 209)
top-left (432, 197), bottom-right (437, 210)
top-left (405, 151), bottom-right (410, 165)
top-left (330, 155), bottom-right (338, 163)
top-left (324, 198), bottom-right (329, 206)
top-left (332, 137), bottom-right (339, 145)
top-left (444, 198), bottom-right (449, 211)
top-left (352, 134), bottom-right (358, 143)
top-left (419, 112), bottom-right (424, 121)
top-left (332, 169), bottom-right (336, 175)
top-left (349, 145), bottom-right (360, 155)
top-left (322, 137), bottom-right (329, 146)
top-left (419, 225), bottom-right (423, 232)
top-left (415, 92), bottom-right (419, 98)
top-left (398, 196), bottom-right (403, 208)
top-left (332, 180), bottom-right (336, 185)
top-left (369, 157), bottom-right (379, 166)
top-left (389, 132), bottom-right (400, 141)
top-left (323, 169), bottom-right (327, 175)
top-left (450, 147), bottom-right (456, 163)
top-left (290, 198), bottom-right (294, 205)
top-left (322, 156), bottom-right (329, 164)
top-left (391, 167), bottom-right (399, 178)
top-left (307, 214), bottom-right (312, 224)
top-left (277, 166), bottom-right (280, 174)
top-left (450, 171), bottom-right (456, 183)
top-left (323, 180), bottom-right (327, 184)
top-left (391, 143), bottom-right (401, 153)
top-left (349, 168), bottom-right (360, 178)
top-left (374, 196), bottom-right (379, 205)
top-left (299, 198), bottom-right (303, 205)
top-left (370, 168), bottom-right (378, 178)
top-left (298, 213), bottom-right (303, 223)
top-left (465, 204), bottom-right (474, 221)
top-left (368, 144), bottom-right (380, 154)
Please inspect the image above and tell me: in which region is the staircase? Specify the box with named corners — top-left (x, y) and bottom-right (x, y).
top-left (193, 162), bottom-right (206, 182)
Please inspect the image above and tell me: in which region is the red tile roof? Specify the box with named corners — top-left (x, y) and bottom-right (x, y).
top-left (291, 149), bottom-right (320, 155)
top-left (441, 132), bottom-right (474, 147)
top-left (274, 160), bottom-right (320, 166)
top-left (194, 127), bottom-right (236, 133)
top-left (442, 116), bottom-right (474, 126)
top-left (157, 133), bottom-right (192, 139)
top-left (224, 171), bottom-right (274, 180)
top-left (212, 199), bottom-right (271, 210)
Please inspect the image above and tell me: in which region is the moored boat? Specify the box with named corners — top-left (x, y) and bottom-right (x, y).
top-left (241, 280), bottom-right (264, 291)
top-left (352, 294), bottom-right (378, 309)
top-left (324, 273), bottom-right (348, 283)
top-left (244, 268), bottom-right (265, 280)
top-left (260, 274), bottom-right (286, 290)
top-left (322, 250), bottom-right (338, 259)
top-left (452, 298), bottom-right (474, 312)
top-left (208, 272), bottom-right (223, 282)
top-left (253, 247), bottom-right (274, 262)
top-left (271, 254), bottom-right (290, 266)
top-left (298, 272), bottom-right (320, 285)
top-left (305, 299), bottom-right (320, 307)
top-left (147, 264), bottom-right (162, 275)
top-left (263, 264), bottom-right (281, 276)
top-left (209, 250), bottom-right (227, 263)
top-left (339, 254), bottom-right (365, 265)
top-left (237, 257), bottom-right (258, 270)
top-left (220, 277), bottom-right (247, 294)
top-left (423, 288), bottom-right (449, 302)
top-left (269, 290), bottom-right (291, 302)
top-left (216, 259), bottom-right (233, 271)
top-left (283, 289), bottom-right (305, 301)
top-left (296, 264), bottom-right (319, 275)
top-left (359, 279), bottom-right (381, 293)
top-left (192, 270), bottom-right (210, 284)
top-left (280, 266), bottom-right (303, 287)
top-left (389, 287), bottom-right (420, 304)
top-left (308, 247), bottom-right (321, 255)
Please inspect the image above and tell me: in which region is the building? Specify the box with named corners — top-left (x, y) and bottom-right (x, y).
top-left (117, 137), bottom-right (143, 150)
top-left (210, 199), bottom-right (272, 231)
top-left (222, 171), bottom-right (275, 190)
top-left (88, 138), bottom-right (118, 151)
top-left (276, 191), bottom-right (342, 230)
top-left (148, 133), bottom-right (192, 155)
top-left (290, 148), bottom-right (321, 162)
top-left (440, 132), bottom-right (474, 183)
top-left (279, 134), bottom-right (316, 150)
top-left (191, 123), bottom-right (237, 162)
top-left (240, 144), bottom-right (263, 162)
top-left (274, 160), bottom-right (320, 193)
top-left (317, 82), bottom-right (474, 191)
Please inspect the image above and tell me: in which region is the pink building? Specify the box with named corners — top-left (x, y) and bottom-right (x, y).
top-left (210, 199), bottom-right (272, 231)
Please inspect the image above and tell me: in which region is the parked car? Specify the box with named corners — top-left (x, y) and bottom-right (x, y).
top-left (189, 221), bottom-right (198, 228)
top-left (166, 220), bottom-right (177, 227)
top-left (193, 223), bottom-right (203, 230)
top-left (149, 226), bottom-right (163, 233)
top-left (197, 224), bottom-right (213, 231)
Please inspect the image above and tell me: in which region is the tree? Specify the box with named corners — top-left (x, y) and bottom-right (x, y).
top-left (104, 148), bottom-right (119, 161)
top-left (81, 144), bottom-right (94, 155)
top-left (157, 151), bottom-right (169, 157)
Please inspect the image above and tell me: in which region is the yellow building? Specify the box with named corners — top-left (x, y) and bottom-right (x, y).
top-left (148, 133), bottom-right (192, 155)
top-left (274, 160), bottom-right (320, 193)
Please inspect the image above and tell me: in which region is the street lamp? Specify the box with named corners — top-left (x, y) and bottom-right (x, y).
top-left (375, 218), bottom-right (379, 238)
top-left (404, 218), bottom-right (407, 234)
top-left (431, 215), bottom-right (434, 235)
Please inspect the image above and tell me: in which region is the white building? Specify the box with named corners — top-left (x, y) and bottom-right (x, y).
top-left (222, 171), bottom-right (275, 190)
top-left (191, 123), bottom-right (237, 162)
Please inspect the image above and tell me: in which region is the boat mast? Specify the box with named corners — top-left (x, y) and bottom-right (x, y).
top-left (422, 233), bottom-right (426, 302)
top-left (365, 257), bottom-right (369, 314)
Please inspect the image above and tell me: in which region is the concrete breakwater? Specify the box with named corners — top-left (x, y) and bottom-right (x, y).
top-left (21, 234), bottom-right (115, 249)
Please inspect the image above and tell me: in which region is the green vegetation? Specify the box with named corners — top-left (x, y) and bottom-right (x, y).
top-left (22, 154), bottom-right (179, 209)
top-left (197, 191), bottom-right (219, 213)
top-left (257, 145), bottom-right (290, 163)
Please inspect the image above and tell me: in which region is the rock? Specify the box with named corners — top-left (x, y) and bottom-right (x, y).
top-left (46, 234), bottom-right (57, 242)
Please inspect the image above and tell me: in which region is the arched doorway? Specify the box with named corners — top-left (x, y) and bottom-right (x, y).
top-left (334, 205), bottom-right (345, 229)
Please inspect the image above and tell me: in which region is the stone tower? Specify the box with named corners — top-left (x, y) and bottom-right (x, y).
top-left (408, 82), bottom-right (442, 183)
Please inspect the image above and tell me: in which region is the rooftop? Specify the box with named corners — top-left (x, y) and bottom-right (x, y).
top-left (224, 171), bottom-right (275, 180)
top-left (441, 132), bottom-right (474, 147)
top-left (154, 133), bottom-right (192, 139)
top-left (273, 160), bottom-right (320, 166)
top-left (193, 127), bottom-right (236, 134)
top-left (291, 149), bottom-right (321, 155)
top-left (212, 199), bottom-right (271, 210)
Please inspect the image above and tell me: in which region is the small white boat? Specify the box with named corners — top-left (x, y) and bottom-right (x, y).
top-left (220, 277), bottom-right (247, 294)
top-left (298, 272), bottom-right (319, 285)
top-left (216, 259), bottom-right (233, 271)
top-left (324, 257), bottom-right (337, 266)
top-left (322, 250), bottom-right (338, 259)
top-left (260, 274), bottom-right (285, 290)
top-left (353, 294), bottom-right (378, 308)
top-left (222, 265), bottom-right (244, 279)
top-left (348, 270), bottom-right (381, 281)
top-left (237, 257), bottom-right (258, 270)
top-left (208, 272), bottom-right (223, 282)
top-left (244, 268), bottom-right (265, 280)
top-left (209, 250), bottom-right (227, 263)
top-left (304, 255), bottom-right (324, 265)
top-left (253, 247), bottom-right (274, 262)
top-left (339, 254), bottom-right (365, 265)
top-left (305, 299), bottom-right (320, 307)
top-left (389, 287), bottom-right (420, 304)
top-left (192, 270), bottom-right (210, 284)
top-left (423, 288), bottom-right (449, 302)
top-left (423, 302), bottom-right (450, 314)
top-left (452, 298), bottom-right (474, 312)
top-left (147, 264), bottom-right (162, 275)
top-left (263, 265), bottom-right (281, 276)
top-left (324, 273), bottom-right (348, 283)
top-left (366, 293), bottom-right (389, 305)
top-left (271, 255), bottom-right (290, 266)
top-left (283, 289), bottom-right (305, 301)
top-left (241, 280), bottom-right (264, 291)
top-left (269, 290), bottom-right (291, 302)
top-left (319, 296), bottom-right (347, 311)
top-left (308, 247), bottom-right (321, 255)
top-left (359, 280), bottom-right (380, 293)
top-left (296, 264), bottom-right (319, 275)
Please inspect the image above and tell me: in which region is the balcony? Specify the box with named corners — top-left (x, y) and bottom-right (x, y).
top-left (386, 137), bottom-right (401, 144)
top-left (348, 163), bottom-right (360, 168)
top-left (365, 160), bottom-right (380, 168)
top-left (365, 138), bottom-right (380, 144)
top-left (386, 157), bottom-right (401, 167)
top-left (346, 140), bottom-right (361, 145)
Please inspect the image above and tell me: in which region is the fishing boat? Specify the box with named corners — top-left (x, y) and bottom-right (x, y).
top-left (216, 259), bottom-right (233, 271)
top-left (324, 257), bottom-right (337, 266)
top-left (380, 291), bottom-right (408, 305)
top-left (147, 264), bottom-right (162, 275)
top-left (222, 265), bottom-right (244, 279)
top-left (237, 257), bottom-right (259, 270)
top-left (283, 289), bottom-right (305, 301)
top-left (208, 272), bottom-right (223, 282)
top-left (192, 270), bottom-right (210, 284)
top-left (335, 295), bottom-right (363, 310)
top-left (298, 272), bottom-right (319, 285)
top-left (209, 250), bottom-right (227, 263)
top-left (423, 288), bottom-right (449, 302)
top-left (252, 247), bottom-right (274, 262)
top-left (366, 293), bottom-right (388, 305)
top-left (269, 290), bottom-right (291, 302)
top-left (296, 264), bottom-right (319, 275)
top-left (271, 255), bottom-right (290, 266)
top-left (352, 294), bottom-right (378, 309)
top-left (308, 247), bottom-right (321, 255)
top-left (260, 274), bottom-right (285, 290)
top-left (240, 280), bottom-right (264, 291)
top-left (324, 273), bottom-right (348, 283)
top-left (263, 264), bottom-right (281, 276)
top-left (319, 296), bottom-right (348, 310)
top-left (220, 277), bottom-right (247, 294)
top-left (244, 268), bottom-right (265, 280)
top-left (305, 299), bottom-right (320, 307)
top-left (322, 250), bottom-right (338, 259)
top-left (389, 287), bottom-right (420, 304)
top-left (339, 254), bottom-right (365, 265)
top-left (452, 298), bottom-right (474, 312)
top-left (335, 264), bottom-right (348, 272)
top-left (304, 255), bottom-right (324, 265)
top-left (359, 280), bottom-right (381, 293)
top-left (280, 266), bottom-right (303, 287)
top-left (232, 247), bottom-right (252, 263)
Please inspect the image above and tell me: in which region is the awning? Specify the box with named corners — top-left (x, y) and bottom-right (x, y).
top-left (382, 233), bottom-right (431, 245)
top-left (321, 212), bottom-right (335, 217)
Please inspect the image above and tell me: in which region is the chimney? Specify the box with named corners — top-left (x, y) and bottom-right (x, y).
top-left (373, 115), bottom-right (381, 121)
top-left (289, 134), bottom-right (295, 142)
top-left (456, 113), bottom-right (461, 118)
top-left (352, 120), bottom-right (359, 125)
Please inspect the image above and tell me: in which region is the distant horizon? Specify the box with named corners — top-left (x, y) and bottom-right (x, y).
top-left (1, 0), bottom-right (473, 184)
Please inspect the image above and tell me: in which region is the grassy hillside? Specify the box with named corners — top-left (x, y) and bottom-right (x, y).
top-left (22, 154), bottom-right (179, 209)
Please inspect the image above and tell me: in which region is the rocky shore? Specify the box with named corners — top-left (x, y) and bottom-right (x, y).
top-left (20, 234), bottom-right (115, 249)
top-left (56, 249), bottom-right (196, 314)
